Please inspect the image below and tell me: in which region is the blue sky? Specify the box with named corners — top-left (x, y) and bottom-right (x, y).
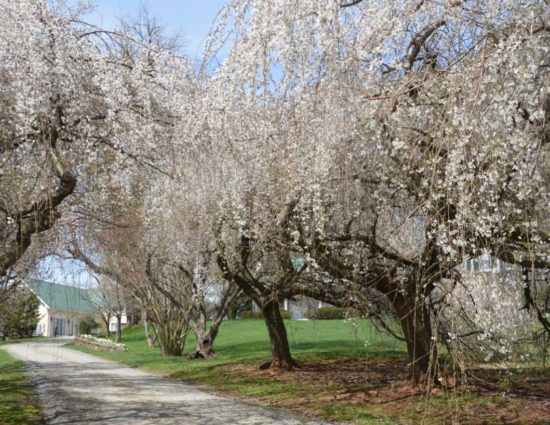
top-left (82, 1), bottom-right (229, 60)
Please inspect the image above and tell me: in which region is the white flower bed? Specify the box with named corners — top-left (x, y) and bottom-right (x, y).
top-left (76, 335), bottom-right (127, 352)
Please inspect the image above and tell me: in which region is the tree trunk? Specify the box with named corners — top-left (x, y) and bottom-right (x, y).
top-left (392, 292), bottom-right (436, 383)
top-left (226, 305), bottom-right (237, 320)
top-left (115, 315), bottom-right (122, 343)
top-left (189, 326), bottom-right (218, 359)
top-left (101, 314), bottom-right (111, 338)
top-left (143, 313), bottom-right (156, 347)
top-left (0, 171), bottom-right (76, 277)
top-left (188, 282), bottom-right (239, 359)
top-left (261, 300), bottom-right (296, 370)
top-left (156, 320), bottom-right (188, 356)
top-left (216, 256), bottom-right (295, 370)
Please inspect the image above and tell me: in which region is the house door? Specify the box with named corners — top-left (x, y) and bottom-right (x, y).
top-left (54, 317), bottom-right (66, 336)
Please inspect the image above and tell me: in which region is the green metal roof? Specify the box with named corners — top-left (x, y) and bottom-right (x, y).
top-left (26, 279), bottom-right (97, 314)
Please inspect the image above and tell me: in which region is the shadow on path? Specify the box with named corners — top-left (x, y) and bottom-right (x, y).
top-left (3, 341), bottom-right (325, 425)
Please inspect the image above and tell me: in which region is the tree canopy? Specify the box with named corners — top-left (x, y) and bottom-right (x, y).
top-left (1, 0), bottom-right (548, 382)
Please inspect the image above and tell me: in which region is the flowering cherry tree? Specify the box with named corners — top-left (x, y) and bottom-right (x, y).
top-left (2, 0), bottom-right (548, 384)
top-left (188, 0), bottom-right (549, 380)
top-left (0, 0), bottom-right (190, 278)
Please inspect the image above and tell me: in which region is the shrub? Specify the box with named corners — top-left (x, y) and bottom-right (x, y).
top-left (3, 289), bottom-right (40, 338)
top-left (305, 307), bottom-right (357, 320)
top-left (241, 310), bottom-right (290, 319)
top-left (241, 310), bottom-right (262, 319)
top-left (154, 321), bottom-right (189, 356)
top-left (79, 316), bottom-right (99, 335)
top-left (226, 296), bottom-right (253, 320)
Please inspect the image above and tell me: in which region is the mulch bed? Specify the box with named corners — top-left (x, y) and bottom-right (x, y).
top-left (226, 358), bottom-right (550, 424)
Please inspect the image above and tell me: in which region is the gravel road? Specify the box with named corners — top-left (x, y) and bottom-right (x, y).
top-left (3, 339), bottom-right (325, 425)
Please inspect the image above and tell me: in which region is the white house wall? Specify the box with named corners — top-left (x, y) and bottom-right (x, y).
top-left (108, 312), bottom-right (128, 332)
top-left (34, 303), bottom-right (49, 336)
top-left (35, 307), bottom-right (104, 337)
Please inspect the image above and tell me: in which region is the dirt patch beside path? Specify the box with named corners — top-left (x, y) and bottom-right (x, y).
top-left (226, 358), bottom-right (550, 424)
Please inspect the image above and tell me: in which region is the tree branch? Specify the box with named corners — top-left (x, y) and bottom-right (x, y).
top-left (340, 0), bottom-right (364, 8)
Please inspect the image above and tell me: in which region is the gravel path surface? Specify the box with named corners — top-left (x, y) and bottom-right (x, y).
top-left (3, 339), bottom-right (325, 425)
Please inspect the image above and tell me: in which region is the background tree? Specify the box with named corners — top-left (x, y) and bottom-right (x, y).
top-left (92, 277), bottom-right (127, 343)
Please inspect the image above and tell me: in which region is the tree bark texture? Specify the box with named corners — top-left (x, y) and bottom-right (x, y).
top-left (189, 326), bottom-right (218, 359)
top-left (115, 315), bottom-right (122, 343)
top-left (391, 291), bottom-right (436, 383)
top-left (261, 300), bottom-right (296, 369)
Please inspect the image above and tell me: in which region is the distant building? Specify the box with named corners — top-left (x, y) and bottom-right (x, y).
top-left (108, 312), bottom-right (128, 333)
top-left (462, 251), bottom-right (511, 273)
top-left (25, 280), bottom-right (101, 337)
top-left (251, 298), bottom-right (332, 320)
top-left (286, 298), bottom-right (332, 320)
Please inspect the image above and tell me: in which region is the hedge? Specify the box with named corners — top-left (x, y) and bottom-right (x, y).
top-left (304, 307), bottom-right (359, 320)
top-left (241, 310), bottom-right (291, 319)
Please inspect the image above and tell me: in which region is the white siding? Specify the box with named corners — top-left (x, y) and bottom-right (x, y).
top-left (108, 312), bottom-right (128, 332)
top-left (34, 303), bottom-right (49, 336)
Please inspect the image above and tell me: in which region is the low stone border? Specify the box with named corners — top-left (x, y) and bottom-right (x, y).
top-left (75, 336), bottom-right (127, 352)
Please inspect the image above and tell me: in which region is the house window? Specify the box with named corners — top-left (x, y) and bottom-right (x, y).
top-left (110, 322), bottom-right (118, 332)
top-left (480, 253), bottom-right (492, 272)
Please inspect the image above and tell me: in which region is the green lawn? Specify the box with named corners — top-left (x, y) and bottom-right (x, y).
top-left (72, 319), bottom-right (405, 371)
top-left (0, 349), bottom-right (43, 425)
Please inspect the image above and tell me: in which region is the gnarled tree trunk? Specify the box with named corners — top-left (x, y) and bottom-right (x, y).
top-left (143, 310), bottom-right (156, 347)
top-left (189, 326), bottom-right (218, 359)
top-left (188, 279), bottom-right (239, 359)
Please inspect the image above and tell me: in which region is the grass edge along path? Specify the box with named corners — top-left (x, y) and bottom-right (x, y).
top-left (0, 348), bottom-right (43, 425)
top-left (68, 320), bottom-right (550, 424)
top-left (68, 320), bottom-right (550, 425)
top-left (68, 319), bottom-right (412, 424)
top-left (2, 319), bottom-right (541, 424)
top-left (0, 336), bottom-right (50, 346)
